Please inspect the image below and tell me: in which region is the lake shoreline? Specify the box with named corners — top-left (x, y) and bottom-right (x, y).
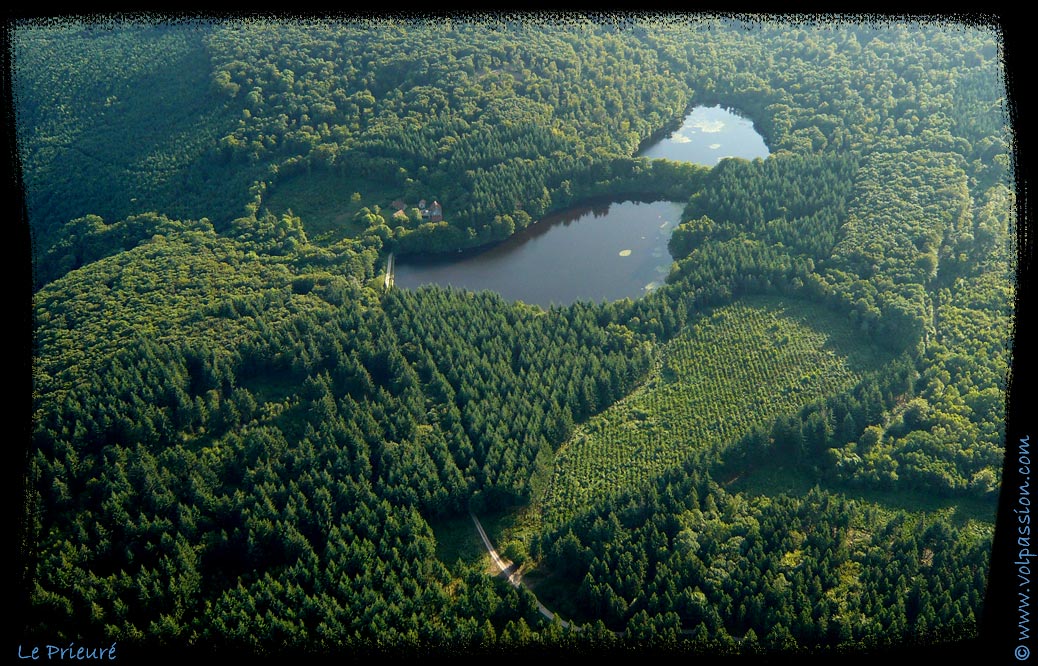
top-left (392, 105), bottom-right (770, 307)
top-left (393, 191), bottom-right (679, 265)
top-left (393, 199), bottom-right (685, 307)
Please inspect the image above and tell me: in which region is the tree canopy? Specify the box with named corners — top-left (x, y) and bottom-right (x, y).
top-left (16, 12), bottom-right (1015, 659)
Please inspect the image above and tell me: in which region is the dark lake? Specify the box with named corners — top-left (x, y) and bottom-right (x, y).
top-left (394, 199), bottom-right (683, 308)
top-left (394, 105), bottom-right (769, 307)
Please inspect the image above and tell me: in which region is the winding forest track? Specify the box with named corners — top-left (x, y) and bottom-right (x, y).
top-left (469, 512), bottom-right (573, 630)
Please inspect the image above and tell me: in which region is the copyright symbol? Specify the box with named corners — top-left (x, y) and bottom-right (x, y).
top-left (1017, 645), bottom-right (1030, 660)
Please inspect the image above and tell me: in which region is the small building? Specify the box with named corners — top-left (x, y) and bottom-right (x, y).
top-left (390, 199), bottom-right (407, 212)
top-left (409, 197), bottom-right (442, 221)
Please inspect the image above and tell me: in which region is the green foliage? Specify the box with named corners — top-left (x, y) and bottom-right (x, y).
top-left (541, 297), bottom-right (891, 526)
top-left (15, 22), bottom-right (259, 281)
top-left (538, 468), bottom-right (992, 651)
top-left (385, 288), bottom-right (650, 510)
top-left (19, 13), bottom-right (1013, 658)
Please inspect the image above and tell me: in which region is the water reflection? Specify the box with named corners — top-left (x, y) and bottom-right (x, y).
top-left (394, 199), bottom-right (684, 308)
top-left (637, 105), bottom-right (770, 165)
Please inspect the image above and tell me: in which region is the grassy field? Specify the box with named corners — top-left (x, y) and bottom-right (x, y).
top-left (538, 295), bottom-right (895, 527)
top-left (263, 170), bottom-right (398, 243)
top-left (428, 514), bottom-right (490, 572)
top-left (728, 463), bottom-right (999, 527)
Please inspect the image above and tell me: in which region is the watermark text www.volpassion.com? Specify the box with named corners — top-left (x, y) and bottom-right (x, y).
top-left (1016, 435), bottom-right (1034, 660)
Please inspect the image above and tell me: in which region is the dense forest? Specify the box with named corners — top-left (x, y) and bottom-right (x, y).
top-left (14, 12), bottom-right (1020, 659)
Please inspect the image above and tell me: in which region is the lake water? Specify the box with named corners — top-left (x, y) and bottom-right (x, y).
top-left (637, 105), bottom-right (770, 164)
top-left (394, 105), bottom-right (768, 306)
top-left (394, 199), bottom-right (683, 307)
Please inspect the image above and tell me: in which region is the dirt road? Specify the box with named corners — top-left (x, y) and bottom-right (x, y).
top-left (470, 512), bottom-right (572, 629)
